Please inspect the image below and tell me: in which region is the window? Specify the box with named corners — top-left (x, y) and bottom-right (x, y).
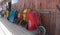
top-left (12, 0), bottom-right (18, 4)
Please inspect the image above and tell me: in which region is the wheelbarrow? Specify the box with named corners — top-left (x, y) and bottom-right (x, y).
top-left (27, 11), bottom-right (46, 35)
top-left (9, 9), bottom-right (18, 23)
top-left (5, 10), bottom-right (9, 20)
top-left (17, 8), bottom-right (31, 27)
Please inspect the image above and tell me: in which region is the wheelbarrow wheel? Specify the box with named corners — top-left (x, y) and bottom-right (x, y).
top-left (38, 26), bottom-right (46, 35)
top-left (14, 19), bottom-right (19, 24)
top-left (19, 20), bottom-right (24, 25)
top-left (20, 20), bottom-right (26, 27)
top-left (7, 15), bottom-right (9, 20)
top-left (20, 20), bottom-right (28, 29)
top-left (7, 17), bottom-right (9, 20)
top-left (25, 24), bottom-right (28, 30)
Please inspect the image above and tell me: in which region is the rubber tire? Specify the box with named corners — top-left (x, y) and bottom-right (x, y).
top-left (20, 20), bottom-right (28, 29)
top-left (14, 19), bottom-right (19, 24)
top-left (38, 26), bottom-right (46, 35)
top-left (25, 24), bottom-right (28, 30)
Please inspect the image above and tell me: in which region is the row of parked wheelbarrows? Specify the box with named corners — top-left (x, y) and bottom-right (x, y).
top-left (5, 8), bottom-right (46, 35)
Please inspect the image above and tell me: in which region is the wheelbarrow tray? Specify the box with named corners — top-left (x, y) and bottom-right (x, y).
top-left (28, 12), bottom-right (41, 30)
top-left (9, 9), bottom-right (17, 23)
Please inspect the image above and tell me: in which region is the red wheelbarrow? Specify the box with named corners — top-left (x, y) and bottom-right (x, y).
top-left (17, 8), bottom-right (46, 35)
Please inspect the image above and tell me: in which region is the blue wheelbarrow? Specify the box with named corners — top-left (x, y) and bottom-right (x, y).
top-left (9, 9), bottom-right (18, 23)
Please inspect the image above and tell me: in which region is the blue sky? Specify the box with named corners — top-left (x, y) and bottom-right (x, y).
top-left (12, 0), bottom-right (18, 4)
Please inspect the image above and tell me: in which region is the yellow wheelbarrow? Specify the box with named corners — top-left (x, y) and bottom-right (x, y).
top-left (5, 10), bottom-right (9, 20)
